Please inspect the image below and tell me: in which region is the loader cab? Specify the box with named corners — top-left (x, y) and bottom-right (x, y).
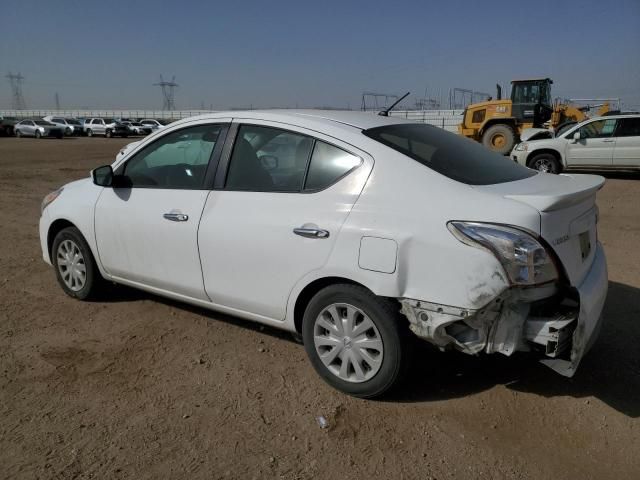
top-left (510, 78), bottom-right (553, 127)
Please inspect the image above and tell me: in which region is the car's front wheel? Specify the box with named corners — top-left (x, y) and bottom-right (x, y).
top-left (35, 130), bottom-right (41, 139)
top-left (302, 284), bottom-right (410, 398)
top-left (87, 129), bottom-right (93, 137)
top-left (15, 129), bottom-right (21, 138)
top-left (528, 153), bottom-right (561, 174)
top-left (51, 227), bottom-right (103, 300)
top-left (105, 129), bottom-right (112, 138)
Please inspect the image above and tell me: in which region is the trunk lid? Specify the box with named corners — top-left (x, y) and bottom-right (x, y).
top-left (476, 173), bottom-right (605, 286)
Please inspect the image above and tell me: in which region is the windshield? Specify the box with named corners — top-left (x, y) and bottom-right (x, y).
top-left (35, 121), bottom-right (51, 126)
top-left (556, 122), bottom-right (577, 137)
top-left (363, 124), bottom-right (537, 185)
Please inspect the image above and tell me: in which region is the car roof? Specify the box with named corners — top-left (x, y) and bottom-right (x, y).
top-left (176, 109), bottom-right (411, 132)
top-left (584, 114), bottom-right (640, 122)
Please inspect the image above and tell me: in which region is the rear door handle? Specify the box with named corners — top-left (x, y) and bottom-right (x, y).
top-left (163, 212), bottom-right (189, 222)
top-left (601, 139), bottom-right (615, 143)
top-left (293, 227), bottom-right (330, 239)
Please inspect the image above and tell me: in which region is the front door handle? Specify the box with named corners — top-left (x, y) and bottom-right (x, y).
top-left (601, 139), bottom-right (615, 143)
top-left (163, 212), bottom-right (189, 222)
top-left (293, 227), bottom-right (330, 239)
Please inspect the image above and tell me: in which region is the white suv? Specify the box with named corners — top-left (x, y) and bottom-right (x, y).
top-left (39, 110), bottom-right (608, 397)
top-left (512, 114), bottom-right (640, 173)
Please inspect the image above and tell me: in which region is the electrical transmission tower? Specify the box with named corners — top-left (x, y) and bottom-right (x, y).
top-left (6, 72), bottom-right (27, 110)
top-left (154, 75), bottom-right (178, 110)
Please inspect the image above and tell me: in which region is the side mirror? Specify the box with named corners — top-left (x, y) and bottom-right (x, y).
top-left (572, 130), bottom-right (581, 143)
top-left (92, 165), bottom-right (113, 186)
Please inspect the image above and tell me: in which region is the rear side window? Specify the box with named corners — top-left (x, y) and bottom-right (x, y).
top-left (615, 118), bottom-right (640, 137)
top-left (225, 125), bottom-right (362, 192)
top-left (363, 124), bottom-right (536, 185)
top-left (226, 125), bottom-right (313, 192)
top-left (305, 141), bottom-right (361, 191)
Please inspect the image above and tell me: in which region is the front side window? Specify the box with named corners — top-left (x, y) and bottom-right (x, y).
top-left (226, 125), bottom-right (313, 192)
top-left (579, 119), bottom-right (617, 139)
top-left (615, 118), bottom-right (640, 137)
top-left (364, 123), bottom-right (536, 185)
top-left (123, 124), bottom-right (223, 188)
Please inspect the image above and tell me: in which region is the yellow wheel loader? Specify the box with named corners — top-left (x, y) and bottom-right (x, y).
top-left (458, 78), bottom-right (610, 154)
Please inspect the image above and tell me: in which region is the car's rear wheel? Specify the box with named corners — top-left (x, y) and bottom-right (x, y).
top-left (87, 129), bottom-right (93, 137)
top-left (51, 227), bottom-right (103, 300)
top-left (528, 153), bottom-right (561, 174)
top-left (302, 284), bottom-right (410, 398)
top-left (35, 130), bottom-right (41, 139)
top-left (15, 130), bottom-right (21, 138)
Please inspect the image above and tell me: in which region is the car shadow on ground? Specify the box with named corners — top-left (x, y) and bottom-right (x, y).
top-left (99, 281), bottom-right (639, 417)
top-left (387, 281), bottom-right (640, 418)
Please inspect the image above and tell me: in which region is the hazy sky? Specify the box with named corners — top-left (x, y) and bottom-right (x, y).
top-left (1, 0), bottom-right (639, 110)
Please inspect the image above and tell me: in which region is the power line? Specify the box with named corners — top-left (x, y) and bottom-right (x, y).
top-left (6, 72), bottom-right (27, 110)
top-left (153, 75), bottom-right (178, 110)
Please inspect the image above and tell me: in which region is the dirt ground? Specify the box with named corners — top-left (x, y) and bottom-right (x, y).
top-left (1, 137), bottom-right (639, 480)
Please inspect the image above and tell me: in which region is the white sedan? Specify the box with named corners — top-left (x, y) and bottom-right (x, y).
top-left (39, 110), bottom-right (608, 397)
top-left (512, 114), bottom-right (640, 173)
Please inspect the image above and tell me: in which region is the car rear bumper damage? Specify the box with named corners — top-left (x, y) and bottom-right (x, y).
top-left (400, 243), bottom-right (607, 377)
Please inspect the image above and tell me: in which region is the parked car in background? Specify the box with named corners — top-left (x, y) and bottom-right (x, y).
top-left (15, 119), bottom-right (64, 139)
top-left (139, 119), bottom-right (164, 131)
top-left (512, 114), bottom-right (640, 173)
top-left (84, 118), bottom-right (129, 138)
top-left (39, 110), bottom-right (607, 398)
top-left (120, 121), bottom-right (152, 136)
top-left (0, 116), bottom-right (18, 136)
top-left (43, 116), bottom-right (83, 136)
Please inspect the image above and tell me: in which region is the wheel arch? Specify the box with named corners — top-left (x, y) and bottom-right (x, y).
top-left (47, 218), bottom-right (77, 260)
top-left (293, 276), bottom-right (372, 334)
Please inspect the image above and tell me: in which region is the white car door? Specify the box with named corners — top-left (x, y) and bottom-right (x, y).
top-left (565, 119), bottom-right (617, 167)
top-left (94, 121), bottom-right (230, 299)
top-left (198, 121), bottom-right (372, 320)
top-left (612, 117), bottom-right (640, 167)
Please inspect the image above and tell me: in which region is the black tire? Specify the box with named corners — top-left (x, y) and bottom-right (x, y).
top-left (51, 226), bottom-right (104, 300)
top-left (35, 130), bottom-right (42, 139)
top-left (87, 129), bottom-right (93, 137)
top-left (528, 152), bottom-right (562, 174)
top-left (302, 284), bottom-right (410, 398)
top-left (482, 124), bottom-right (515, 155)
top-left (105, 129), bottom-right (112, 138)
top-left (15, 130), bottom-right (21, 138)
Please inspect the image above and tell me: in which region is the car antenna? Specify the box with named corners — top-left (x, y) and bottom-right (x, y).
top-left (378, 92), bottom-right (410, 116)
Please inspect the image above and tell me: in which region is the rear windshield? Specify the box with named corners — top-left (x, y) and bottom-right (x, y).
top-left (363, 124), bottom-right (536, 185)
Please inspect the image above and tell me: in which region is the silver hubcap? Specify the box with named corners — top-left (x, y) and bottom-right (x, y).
top-left (56, 240), bottom-right (86, 291)
top-left (534, 158), bottom-right (552, 172)
top-left (313, 303), bottom-right (384, 383)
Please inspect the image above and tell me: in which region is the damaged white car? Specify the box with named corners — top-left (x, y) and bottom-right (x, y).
top-left (39, 110), bottom-right (607, 398)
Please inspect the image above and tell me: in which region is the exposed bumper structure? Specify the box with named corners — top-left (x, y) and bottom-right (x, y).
top-left (400, 243), bottom-right (607, 377)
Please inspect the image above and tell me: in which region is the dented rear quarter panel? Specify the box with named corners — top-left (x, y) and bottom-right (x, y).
top-left (328, 143), bottom-right (542, 311)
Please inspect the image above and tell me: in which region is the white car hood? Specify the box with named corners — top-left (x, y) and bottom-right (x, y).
top-left (520, 127), bottom-right (554, 142)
